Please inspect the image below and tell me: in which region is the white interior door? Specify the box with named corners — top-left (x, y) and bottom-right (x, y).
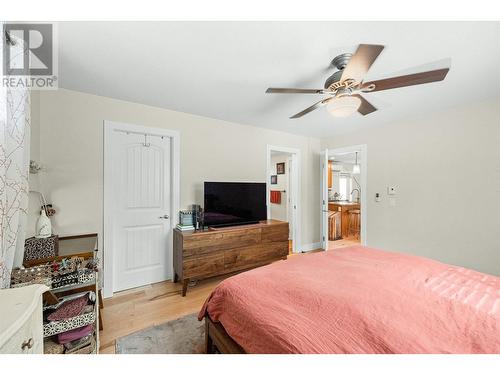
top-left (320, 149), bottom-right (329, 250)
top-left (111, 131), bottom-right (172, 292)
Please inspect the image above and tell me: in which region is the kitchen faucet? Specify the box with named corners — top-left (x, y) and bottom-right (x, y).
top-left (351, 188), bottom-right (360, 203)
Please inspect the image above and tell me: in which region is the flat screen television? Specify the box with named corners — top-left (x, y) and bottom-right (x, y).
top-left (204, 182), bottom-right (267, 228)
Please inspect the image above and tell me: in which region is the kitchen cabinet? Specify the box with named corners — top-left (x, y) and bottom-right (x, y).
top-left (328, 202), bottom-right (360, 238)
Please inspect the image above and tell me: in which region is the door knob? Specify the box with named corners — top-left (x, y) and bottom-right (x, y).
top-left (158, 215), bottom-right (170, 219)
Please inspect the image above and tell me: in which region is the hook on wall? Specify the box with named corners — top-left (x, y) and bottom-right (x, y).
top-left (143, 133), bottom-right (151, 147)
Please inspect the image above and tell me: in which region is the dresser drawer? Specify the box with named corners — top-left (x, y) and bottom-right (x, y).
top-left (261, 223), bottom-right (289, 243)
top-left (224, 242), bottom-right (288, 272)
top-left (183, 228), bottom-right (261, 257)
top-left (183, 252), bottom-right (225, 278)
top-left (0, 299), bottom-right (42, 354)
top-left (1, 320), bottom-right (32, 353)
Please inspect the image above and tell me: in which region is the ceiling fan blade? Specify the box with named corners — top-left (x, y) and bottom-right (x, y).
top-left (266, 88), bottom-right (325, 94)
top-left (362, 68), bottom-right (449, 92)
top-left (341, 44), bottom-right (385, 83)
top-left (352, 94), bottom-right (377, 116)
top-left (290, 98), bottom-right (331, 119)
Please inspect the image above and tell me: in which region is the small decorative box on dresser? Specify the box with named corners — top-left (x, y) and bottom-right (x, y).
top-left (173, 219), bottom-right (289, 296)
top-left (0, 284), bottom-right (49, 354)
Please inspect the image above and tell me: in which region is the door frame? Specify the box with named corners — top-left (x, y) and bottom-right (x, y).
top-left (266, 145), bottom-right (301, 253)
top-left (103, 120), bottom-right (180, 298)
top-left (322, 144), bottom-right (367, 250)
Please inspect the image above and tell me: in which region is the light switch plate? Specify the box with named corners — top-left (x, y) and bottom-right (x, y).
top-left (387, 186), bottom-right (397, 195)
top-left (375, 193), bottom-right (381, 202)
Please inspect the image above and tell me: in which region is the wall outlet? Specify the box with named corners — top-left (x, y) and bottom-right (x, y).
top-left (375, 192), bottom-right (381, 202)
top-left (387, 186), bottom-right (397, 195)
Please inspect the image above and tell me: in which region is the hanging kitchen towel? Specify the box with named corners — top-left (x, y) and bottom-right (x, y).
top-left (270, 190), bottom-right (281, 204)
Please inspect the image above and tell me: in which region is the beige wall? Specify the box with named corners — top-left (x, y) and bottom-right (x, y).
top-left (322, 97), bottom-right (500, 276)
top-left (30, 89), bottom-right (321, 250)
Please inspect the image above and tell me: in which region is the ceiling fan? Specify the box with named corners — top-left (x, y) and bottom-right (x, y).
top-left (265, 44), bottom-right (450, 119)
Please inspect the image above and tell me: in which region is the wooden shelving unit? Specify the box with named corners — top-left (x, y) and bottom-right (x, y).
top-left (21, 234), bottom-right (101, 355)
top-left (39, 250), bottom-right (100, 354)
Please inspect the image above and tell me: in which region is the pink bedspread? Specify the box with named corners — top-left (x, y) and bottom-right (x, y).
top-left (199, 246), bottom-right (500, 353)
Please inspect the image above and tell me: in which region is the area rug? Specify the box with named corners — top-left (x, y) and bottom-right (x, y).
top-left (115, 313), bottom-right (205, 354)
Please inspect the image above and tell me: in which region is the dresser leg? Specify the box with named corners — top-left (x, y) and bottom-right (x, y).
top-left (182, 279), bottom-right (189, 297)
top-left (173, 273), bottom-right (178, 283)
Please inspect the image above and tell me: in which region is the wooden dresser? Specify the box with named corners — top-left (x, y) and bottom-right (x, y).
top-left (0, 284), bottom-right (48, 354)
top-left (173, 220), bottom-right (289, 296)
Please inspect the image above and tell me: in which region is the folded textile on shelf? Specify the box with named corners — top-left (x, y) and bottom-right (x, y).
top-left (47, 294), bottom-right (89, 321)
top-left (57, 324), bottom-right (94, 344)
top-left (44, 339), bottom-right (65, 354)
top-left (64, 333), bottom-right (93, 353)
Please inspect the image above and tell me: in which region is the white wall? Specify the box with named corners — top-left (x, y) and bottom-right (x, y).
top-left (30, 89), bottom-right (321, 251)
top-left (322, 97), bottom-right (500, 276)
top-left (270, 153), bottom-right (289, 222)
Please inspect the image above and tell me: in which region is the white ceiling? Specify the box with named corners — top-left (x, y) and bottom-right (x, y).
top-left (58, 22), bottom-right (500, 138)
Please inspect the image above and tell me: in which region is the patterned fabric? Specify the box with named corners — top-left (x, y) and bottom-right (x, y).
top-left (0, 29), bottom-right (31, 288)
top-left (44, 340), bottom-right (65, 354)
top-left (24, 235), bottom-right (59, 262)
top-left (47, 294), bottom-right (89, 321)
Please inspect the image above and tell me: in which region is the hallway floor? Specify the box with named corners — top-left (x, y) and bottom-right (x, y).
top-left (328, 237), bottom-right (360, 250)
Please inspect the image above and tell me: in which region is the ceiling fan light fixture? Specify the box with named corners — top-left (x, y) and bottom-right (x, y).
top-left (326, 95), bottom-right (361, 118)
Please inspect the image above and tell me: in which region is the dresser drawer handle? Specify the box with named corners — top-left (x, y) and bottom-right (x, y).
top-left (21, 338), bottom-right (34, 350)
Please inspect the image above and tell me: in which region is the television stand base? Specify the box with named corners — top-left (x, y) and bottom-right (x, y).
top-left (173, 219), bottom-right (289, 295)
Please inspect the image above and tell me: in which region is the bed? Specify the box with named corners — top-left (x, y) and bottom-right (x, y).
top-left (198, 245), bottom-right (500, 354)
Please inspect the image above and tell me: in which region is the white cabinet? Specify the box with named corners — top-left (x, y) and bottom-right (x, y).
top-left (0, 284), bottom-right (48, 354)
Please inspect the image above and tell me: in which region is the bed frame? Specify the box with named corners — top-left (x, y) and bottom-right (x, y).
top-left (204, 314), bottom-right (245, 354)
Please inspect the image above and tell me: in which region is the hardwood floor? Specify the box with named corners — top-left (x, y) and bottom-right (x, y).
top-left (328, 237), bottom-right (360, 250)
top-left (99, 276), bottom-right (228, 354)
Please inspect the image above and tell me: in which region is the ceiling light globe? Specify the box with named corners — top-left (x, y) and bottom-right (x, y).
top-left (326, 96), bottom-right (361, 117)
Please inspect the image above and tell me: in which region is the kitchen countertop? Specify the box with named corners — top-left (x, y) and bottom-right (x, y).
top-left (328, 201), bottom-right (360, 206)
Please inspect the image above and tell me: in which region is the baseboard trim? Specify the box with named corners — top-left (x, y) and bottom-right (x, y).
top-left (299, 242), bottom-right (322, 252)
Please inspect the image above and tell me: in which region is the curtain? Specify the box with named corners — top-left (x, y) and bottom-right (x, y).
top-left (0, 31), bottom-right (31, 288)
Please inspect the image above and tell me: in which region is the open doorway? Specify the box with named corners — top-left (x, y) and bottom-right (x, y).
top-left (320, 145), bottom-right (367, 251)
top-left (267, 145), bottom-right (301, 254)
